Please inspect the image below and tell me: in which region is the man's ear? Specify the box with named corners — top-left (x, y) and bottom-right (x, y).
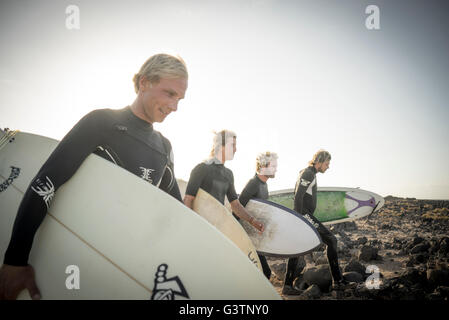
top-left (139, 76), bottom-right (151, 92)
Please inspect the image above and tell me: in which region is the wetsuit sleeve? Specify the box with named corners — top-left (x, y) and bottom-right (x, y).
top-left (185, 163), bottom-right (207, 197)
top-left (226, 171), bottom-right (238, 203)
top-left (3, 110), bottom-right (106, 266)
top-left (293, 169), bottom-right (314, 215)
top-left (158, 165), bottom-right (182, 202)
top-left (239, 179), bottom-right (259, 207)
top-left (157, 140), bottom-right (182, 202)
top-left (166, 181), bottom-right (182, 202)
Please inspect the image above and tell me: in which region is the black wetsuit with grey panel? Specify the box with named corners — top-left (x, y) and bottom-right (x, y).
top-left (284, 166), bottom-right (342, 287)
top-left (4, 106), bottom-right (181, 266)
top-left (239, 174), bottom-right (271, 280)
top-left (185, 160), bottom-right (238, 205)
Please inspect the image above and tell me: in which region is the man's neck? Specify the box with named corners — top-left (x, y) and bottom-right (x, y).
top-left (257, 174), bottom-right (269, 183)
top-left (129, 97), bottom-right (153, 124)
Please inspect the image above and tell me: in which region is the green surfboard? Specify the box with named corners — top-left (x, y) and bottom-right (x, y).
top-left (269, 187), bottom-right (384, 225)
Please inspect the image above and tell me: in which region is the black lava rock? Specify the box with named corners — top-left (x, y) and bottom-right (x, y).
top-left (358, 245), bottom-right (378, 262)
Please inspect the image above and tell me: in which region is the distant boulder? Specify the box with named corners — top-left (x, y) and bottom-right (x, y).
top-left (358, 245), bottom-right (378, 262)
top-left (343, 271), bottom-right (364, 283)
top-left (344, 259), bottom-right (366, 277)
top-left (302, 265), bottom-right (332, 292)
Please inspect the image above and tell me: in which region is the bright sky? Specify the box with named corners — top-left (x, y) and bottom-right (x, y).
top-left (1, 0), bottom-right (448, 200)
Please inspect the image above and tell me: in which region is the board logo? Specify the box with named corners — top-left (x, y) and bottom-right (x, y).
top-left (248, 251), bottom-right (260, 268)
top-left (0, 166), bottom-right (20, 192)
top-left (151, 263), bottom-right (189, 300)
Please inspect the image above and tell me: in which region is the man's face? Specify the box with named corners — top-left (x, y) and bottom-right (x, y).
top-left (224, 137), bottom-right (237, 161)
top-left (317, 160), bottom-right (330, 173)
top-left (140, 77), bottom-right (187, 123)
top-left (260, 159), bottom-right (278, 178)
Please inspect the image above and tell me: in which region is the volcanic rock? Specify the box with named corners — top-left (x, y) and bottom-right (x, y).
top-left (343, 271), bottom-right (364, 283)
top-left (302, 265), bottom-right (332, 292)
top-left (300, 284), bottom-right (322, 299)
top-left (344, 259), bottom-right (366, 277)
top-left (358, 245), bottom-right (378, 262)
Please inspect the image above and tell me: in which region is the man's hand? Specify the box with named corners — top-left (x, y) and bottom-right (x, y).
top-left (183, 194), bottom-right (195, 210)
top-left (0, 264), bottom-right (41, 300)
top-left (250, 218), bottom-right (265, 233)
top-left (230, 200), bottom-right (265, 234)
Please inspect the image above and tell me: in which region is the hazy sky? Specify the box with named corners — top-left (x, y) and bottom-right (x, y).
top-left (1, 0), bottom-right (448, 199)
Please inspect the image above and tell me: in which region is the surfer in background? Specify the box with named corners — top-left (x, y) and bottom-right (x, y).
top-left (239, 151), bottom-right (278, 279)
top-left (282, 149), bottom-right (347, 295)
top-left (183, 130), bottom-right (265, 233)
top-left (0, 53), bottom-right (188, 300)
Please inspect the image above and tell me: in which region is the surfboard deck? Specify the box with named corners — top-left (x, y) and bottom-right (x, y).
top-left (269, 187), bottom-right (385, 225)
top-left (0, 130), bottom-right (281, 300)
top-left (177, 179), bottom-right (262, 270)
top-left (241, 198), bottom-right (322, 258)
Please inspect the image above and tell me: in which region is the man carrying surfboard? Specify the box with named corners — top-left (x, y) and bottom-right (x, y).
top-left (239, 151), bottom-right (278, 279)
top-left (282, 150), bottom-right (347, 295)
top-left (183, 130), bottom-right (265, 233)
top-left (0, 53), bottom-right (188, 300)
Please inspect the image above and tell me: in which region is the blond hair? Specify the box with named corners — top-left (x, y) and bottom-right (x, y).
top-left (256, 151), bottom-right (278, 173)
top-left (133, 53), bottom-right (188, 93)
top-left (308, 149), bottom-right (331, 166)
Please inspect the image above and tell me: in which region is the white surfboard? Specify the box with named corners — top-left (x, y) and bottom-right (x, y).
top-left (240, 198), bottom-right (322, 258)
top-left (0, 130), bottom-right (281, 300)
top-left (269, 187), bottom-right (385, 225)
top-left (177, 179), bottom-right (262, 271)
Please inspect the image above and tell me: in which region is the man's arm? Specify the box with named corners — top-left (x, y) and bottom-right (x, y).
top-left (157, 137), bottom-right (182, 202)
top-left (159, 164), bottom-right (182, 202)
top-left (183, 194), bottom-right (195, 209)
top-left (183, 163), bottom-right (206, 209)
top-left (1, 110), bottom-right (106, 300)
top-left (227, 171), bottom-right (264, 232)
top-left (4, 110), bottom-right (105, 266)
top-left (230, 200), bottom-right (264, 232)
top-left (239, 179), bottom-right (258, 207)
top-left (293, 170), bottom-right (313, 214)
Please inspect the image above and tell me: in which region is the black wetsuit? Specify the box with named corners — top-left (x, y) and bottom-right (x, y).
top-left (239, 174), bottom-right (271, 280)
top-left (185, 159), bottom-right (238, 205)
top-left (284, 166), bottom-right (343, 287)
top-left (4, 106), bottom-right (181, 266)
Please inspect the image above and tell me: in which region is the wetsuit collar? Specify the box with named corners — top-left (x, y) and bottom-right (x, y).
top-left (204, 157), bottom-right (224, 165)
top-left (123, 106), bottom-right (154, 132)
top-left (310, 165), bottom-right (318, 174)
top-left (255, 173), bottom-right (267, 184)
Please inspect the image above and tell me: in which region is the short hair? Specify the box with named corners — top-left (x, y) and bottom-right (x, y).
top-left (308, 149), bottom-right (331, 166)
top-left (210, 130), bottom-right (237, 157)
top-left (256, 151), bottom-right (278, 174)
top-left (133, 53), bottom-right (188, 93)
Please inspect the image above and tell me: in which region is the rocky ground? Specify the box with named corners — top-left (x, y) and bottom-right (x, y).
top-left (266, 197), bottom-right (449, 300)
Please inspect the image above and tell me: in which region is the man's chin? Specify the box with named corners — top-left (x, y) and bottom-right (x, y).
top-left (155, 115), bottom-right (168, 123)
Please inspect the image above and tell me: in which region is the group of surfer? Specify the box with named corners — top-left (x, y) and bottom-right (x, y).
top-left (0, 53), bottom-right (346, 300)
